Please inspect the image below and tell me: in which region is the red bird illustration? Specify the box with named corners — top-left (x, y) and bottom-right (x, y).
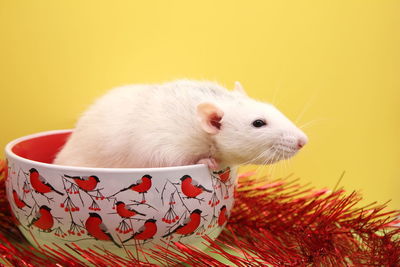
top-left (13, 189), bottom-right (31, 209)
top-left (85, 213), bottom-right (121, 247)
top-left (180, 175), bottom-right (212, 198)
top-left (29, 168), bottom-right (64, 195)
top-left (163, 209), bottom-right (202, 238)
top-left (115, 201), bottom-right (146, 218)
top-left (216, 167), bottom-right (231, 183)
top-left (123, 219), bottom-right (157, 243)
top-left (64, 174), bottom-right (100, 191)
top-left (28, 205), bottom-right (54, 231)
top-left (112, 175), bottom-right (152, 203)
top-left (218, 205), bottom-right (228, 226)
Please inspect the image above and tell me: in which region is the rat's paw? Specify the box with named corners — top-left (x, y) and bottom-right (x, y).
top-left (197, 158), bottom-right (219, 170)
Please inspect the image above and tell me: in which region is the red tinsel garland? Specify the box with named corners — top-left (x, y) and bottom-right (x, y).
top-left (0, 160), bottom-right (399, 266)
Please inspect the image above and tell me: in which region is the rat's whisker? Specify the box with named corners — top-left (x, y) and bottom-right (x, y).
top-left (240, 145), bottom-right (275, 166)
top-left (298, 118), bottom-right (327, 129)
top-left (295, 91), bottom-right (317, 124)
top-left (276, 136), bottom-right (286, 174)
top-left (254, 149), bottom-right (272, 173)
top-left (257, 148), bottom-right (276, 173)
top-left (281, 152), bottom-right (286, 173)
top-left (267, 149), bottom-right (279, 177)
top-left (277, 136), bottom-right (285, 173)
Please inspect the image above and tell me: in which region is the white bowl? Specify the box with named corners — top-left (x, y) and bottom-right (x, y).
top-left (5, 130), bottom-right (235, 260)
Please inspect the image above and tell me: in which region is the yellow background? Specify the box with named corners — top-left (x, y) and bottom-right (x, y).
top-left (0, 1), bottom-right (399, 208)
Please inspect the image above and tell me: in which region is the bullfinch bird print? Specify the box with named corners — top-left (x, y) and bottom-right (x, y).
top-left (64, 174), bottom-right (100, 191)
top-left (162, 209), bottom-right (202, 238)
top-left (13, 189), bottom-right (31, 209)
top-left (218, 205), bottom-right (228, 226)
top-left (180, 175), bottom-right (212, 198)
top-left (115, 201), bottom-right (146, 219)
top-left (29, 168), bottom-right (64, 195)
top-left (123, 219), bottom-right (157, 243)
top-left (28, 205), bottom-right (54, 231)
top-left (215, 167), bottom-right (231, 183)
top-left (85, 213), bottom-right (121, 247)
top-left (112, 175), bottom-right (152, 203)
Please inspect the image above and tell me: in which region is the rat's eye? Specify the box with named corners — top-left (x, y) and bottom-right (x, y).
top-left (252, 119), bottom-right (267, 128)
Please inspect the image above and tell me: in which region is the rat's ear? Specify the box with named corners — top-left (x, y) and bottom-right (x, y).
top-left (233, 81), bottom-right (247, 96)
top-left (197, 102), bottom-right (224, 135)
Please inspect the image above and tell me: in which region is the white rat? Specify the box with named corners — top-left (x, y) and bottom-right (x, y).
top-left (54, 80), bottom-right (308, 169)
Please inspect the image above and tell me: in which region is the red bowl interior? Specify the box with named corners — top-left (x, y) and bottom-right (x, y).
top-left (11, 132), bottom-right (71, 164)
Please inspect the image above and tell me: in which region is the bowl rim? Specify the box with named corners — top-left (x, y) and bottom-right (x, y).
top-left (5, 129), bottom-right (208, 174)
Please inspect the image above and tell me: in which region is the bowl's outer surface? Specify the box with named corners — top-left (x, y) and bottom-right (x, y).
top-left (5, 130), bottom-right (236, 259)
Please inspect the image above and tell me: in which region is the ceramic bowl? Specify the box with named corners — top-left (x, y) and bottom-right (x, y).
top-left (5, 130), bottom-right (235, 259)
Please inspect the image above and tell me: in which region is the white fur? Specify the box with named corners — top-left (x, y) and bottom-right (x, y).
top-left (54, 80), bottom-right (308, 168)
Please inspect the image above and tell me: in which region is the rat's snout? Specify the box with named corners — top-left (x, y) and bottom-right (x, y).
top-left (275, 131), bottom-right (308, 154)
top-left (297, 136), bottom-right (308, 149)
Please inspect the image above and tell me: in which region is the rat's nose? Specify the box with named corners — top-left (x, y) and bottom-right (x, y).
top-left (297, 136), bottom-right (308, 149)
